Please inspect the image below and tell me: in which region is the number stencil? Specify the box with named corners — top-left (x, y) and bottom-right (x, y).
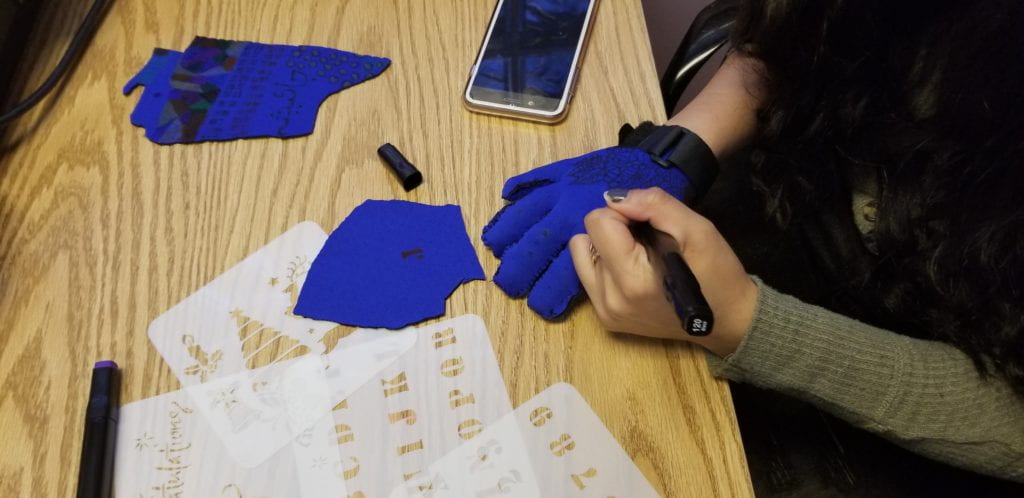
top-left (390, 383), bottom-right (659, 498)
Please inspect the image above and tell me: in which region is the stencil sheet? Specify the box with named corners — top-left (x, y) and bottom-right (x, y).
top-left (119, 315), bottom-right (512, 497)
top-left (318, 314), bottom-right (513, 497)
top-left (391, 383), bottom-right (661, 498)
top-left (148, 221), bottom-right (418, 466)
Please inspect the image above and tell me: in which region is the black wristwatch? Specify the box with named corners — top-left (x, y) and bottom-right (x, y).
top-left (619, 122), bottom-right (720, 203)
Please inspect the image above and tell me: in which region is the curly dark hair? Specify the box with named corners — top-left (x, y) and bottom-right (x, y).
top-left (731, 0), bottom-right (1024, 394)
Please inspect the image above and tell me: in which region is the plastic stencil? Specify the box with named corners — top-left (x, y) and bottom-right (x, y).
top-left (149, 221), bottom-right (336, 385)
top-left (318, 314), bottom-right (512, 497)
top-left (148, 221), bottom-right (418, 466)
top-left (183, 327), bottom-right (417, 467)
top-left (391, 383), bottom-right (660, 498)
top-left (114, 381), bottom-right (350, 497)
top-left (119, 315), bottom-right (508, 496)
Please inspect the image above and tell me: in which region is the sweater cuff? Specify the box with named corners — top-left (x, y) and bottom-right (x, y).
top-left (703, 275), bottom-right (767, 381)
top-left (701, 276), bottom-right (905, 422)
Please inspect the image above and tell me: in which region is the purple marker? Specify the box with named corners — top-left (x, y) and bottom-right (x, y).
top-left (76, 360), bottom-right (120, 498)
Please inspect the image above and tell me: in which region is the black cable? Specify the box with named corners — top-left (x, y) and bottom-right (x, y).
top-left (0, 0), bottom-right (108, 125)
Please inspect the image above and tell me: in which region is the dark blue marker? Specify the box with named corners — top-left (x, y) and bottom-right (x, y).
top-left (76, 360), bottom-right (120, 498)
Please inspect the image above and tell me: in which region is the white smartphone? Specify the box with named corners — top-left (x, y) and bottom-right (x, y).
top-left (464, 0), bottom-right (599, 123)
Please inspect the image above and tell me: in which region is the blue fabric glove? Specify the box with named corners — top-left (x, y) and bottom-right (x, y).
top-left (482, 124), bottom-right (718, 319)
top-left (124, 37), bottom-right (390, 144)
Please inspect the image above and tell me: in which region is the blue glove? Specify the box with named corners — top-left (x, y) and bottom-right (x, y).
top-left (482, 124), bottom-right (719, 319)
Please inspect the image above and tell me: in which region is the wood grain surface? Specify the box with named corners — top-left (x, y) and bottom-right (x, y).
top-left (0, 0), bottom-right (752, 496)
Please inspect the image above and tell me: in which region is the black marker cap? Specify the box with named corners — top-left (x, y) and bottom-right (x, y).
top-left (377, 143), bottom-right (423, 191)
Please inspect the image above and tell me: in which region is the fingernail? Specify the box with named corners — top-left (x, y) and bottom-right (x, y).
top-left (604, 189), bottom-right (629, 203)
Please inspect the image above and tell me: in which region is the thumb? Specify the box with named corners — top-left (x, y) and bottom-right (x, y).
top-left (602, 187), bottom-right (707, 246)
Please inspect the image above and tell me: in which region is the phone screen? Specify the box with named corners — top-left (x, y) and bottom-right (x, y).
top-left (469, 0), bottom-right (594, 113)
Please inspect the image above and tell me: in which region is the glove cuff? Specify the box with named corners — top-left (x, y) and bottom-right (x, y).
top-left (623, 123), bottom-right (720, 202)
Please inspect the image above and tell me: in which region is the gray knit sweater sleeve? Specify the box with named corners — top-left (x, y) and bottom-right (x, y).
top-left (705, 277), bottom-right (1024, 482)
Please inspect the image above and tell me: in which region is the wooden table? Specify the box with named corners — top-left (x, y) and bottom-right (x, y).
top-left (0, 1), bottom-right (751, 496)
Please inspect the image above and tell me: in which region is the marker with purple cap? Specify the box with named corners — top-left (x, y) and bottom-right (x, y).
top-left (76, 360), bottom-right (120, 498)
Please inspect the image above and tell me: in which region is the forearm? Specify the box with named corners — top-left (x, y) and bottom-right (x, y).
top-left (666, 53), bottom-right (764, 160)
top-left (707, 279), bottom-right (1024, 482)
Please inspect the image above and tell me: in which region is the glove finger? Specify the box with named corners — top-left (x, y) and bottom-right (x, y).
top-left (501, 159), bottom-right (572, 200)
top-left (481, 185), bottom-right (558, 257)
top-left (527, 247), bottom-right (583, 319)
top-left (493, 211), bottom-right (579, 298)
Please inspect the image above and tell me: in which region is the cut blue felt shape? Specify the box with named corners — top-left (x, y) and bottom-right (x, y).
top-left (123, 36), bottom-right (390, 144)
top-left (294, 200), bottom-right (485, 329)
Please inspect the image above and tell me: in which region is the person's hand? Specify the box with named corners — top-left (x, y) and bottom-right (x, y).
top-left (568, 187), bottom-right (758, 357)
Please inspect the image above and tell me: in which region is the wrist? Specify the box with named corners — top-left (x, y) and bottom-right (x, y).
top-left (665, 53), bottom-right (763, 161)
top-left (667, 106), bottom-right (728, 159)
top-left (630, 124), bottom-right (718, 202)
top-left (694, 276), bottom-right (758, 357)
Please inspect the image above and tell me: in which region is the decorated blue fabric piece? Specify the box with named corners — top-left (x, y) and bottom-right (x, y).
top-left (123, 36), bottom-right (390, 144)
top-left (481, 147), bottom-right (691, 319)
top-left (294, 200), bottom-right (485, 329)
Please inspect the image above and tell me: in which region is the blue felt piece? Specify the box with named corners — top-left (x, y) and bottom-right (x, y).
top-left (123, 36), bottom-right (390, 145)
top-left (294, 200), bottom-right (485, 329)
top-left (482, 147), bottom-right (691, 319)
top-left (124, 48), bottom-right (183, 131)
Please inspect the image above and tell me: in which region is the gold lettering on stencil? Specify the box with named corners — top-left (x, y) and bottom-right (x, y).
top-left (229, 309), bottom-right (310, 369)
top-left (341, 457), bottom-right (360, 480)
top-left (529, 406), bottom-right (553, 427)
top-left (388, 409), bottom-right (417, 426)
top-left (150, 401), bottom-right (194, 495)
top-left (570, 467), bottom-right (598, 490)
top-left (381, 372), bottom-right (410, 397)
top-left (335, 423), bottom-right (355, 445)
top-left (448, 389), bottom-right (476, 409)
top-left (439, 357), bottom-right (465, 378)
top-left (221, 483), bottom-right (243, 497)
top-left (432, 328), bottom-right (457, 349)
top-left (332, 399), bottom-right (349, 411)
top-left (134, 432), bottom-right (155, 451)
top-left (397, 439), bottom-right (424, 456)
top-left (181, 335), bottom-right (223, 382)
top-left (348, 493), bottom-right (366, 498)
top-left (402, 470), bottom-right (422, 482)
top-left (281, 255), bottom-right (310, 317)
top-left (457, 419), bottom-right (483, 440)
top-left (282, 282), bottom-right (300, 316)
top-left (549, 433), bottom-right (576, 457)
top-left (320, 325), bottom-right (355, 355)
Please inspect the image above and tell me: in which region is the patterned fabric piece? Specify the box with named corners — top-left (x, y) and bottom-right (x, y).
top-left (123, 36), bottom-right (390, 144)
top-left (124, 48), bottom-right (183, 131)
top-left (481, 147), bottom-right (691, 319)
